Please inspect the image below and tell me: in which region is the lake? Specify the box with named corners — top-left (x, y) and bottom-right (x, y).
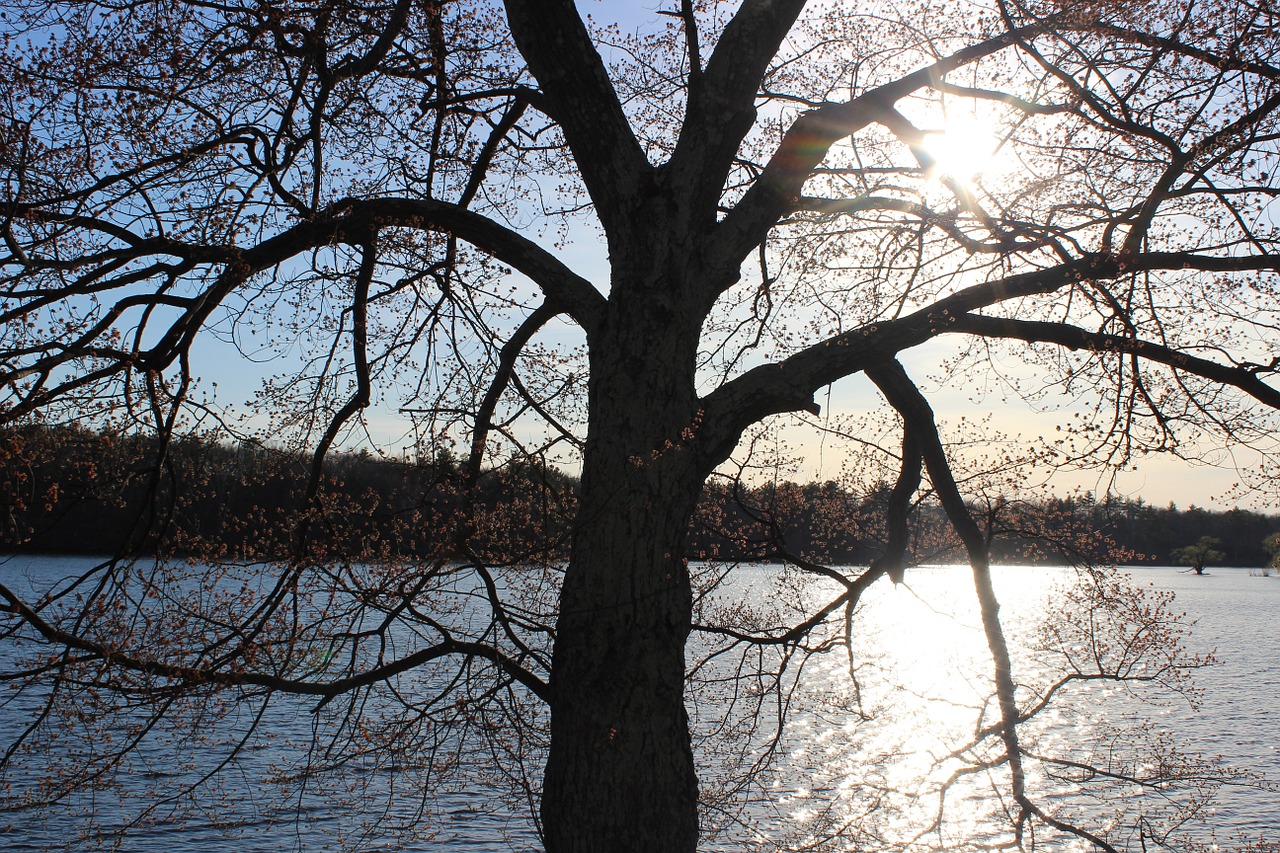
top-left (1, 557), bottom-right (1277, 851)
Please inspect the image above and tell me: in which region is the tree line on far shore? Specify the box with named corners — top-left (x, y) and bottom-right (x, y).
top-left (4, 423), bottom-right (1278, 569)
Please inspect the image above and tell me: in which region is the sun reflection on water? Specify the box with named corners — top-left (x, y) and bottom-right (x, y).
top-left (695, 564), bottom-right (1233, 853)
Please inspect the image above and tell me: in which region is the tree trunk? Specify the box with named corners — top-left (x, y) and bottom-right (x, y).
top-left (540, 290), bottom-right (706, 853)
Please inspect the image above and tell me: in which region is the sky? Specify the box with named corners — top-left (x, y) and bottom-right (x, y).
top-left (168, 2), bottom-right (1279, 515)
top-left (181, 232), bottom-right (1270, 515)
top-left (744, 363), bottom-right (1260, 512)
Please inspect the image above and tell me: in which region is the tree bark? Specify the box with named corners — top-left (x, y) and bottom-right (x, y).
top-left (540, 291), bottom-right (705, 853)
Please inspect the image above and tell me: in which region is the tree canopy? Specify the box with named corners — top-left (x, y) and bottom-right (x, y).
top-left (1172, 535), bottom-right (1227, 574)
top-left (2, 1), bottom-right (1279, 851)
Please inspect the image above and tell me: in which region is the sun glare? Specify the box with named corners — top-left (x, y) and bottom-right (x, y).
top-left (921, 118), bottom-right (1001, 185)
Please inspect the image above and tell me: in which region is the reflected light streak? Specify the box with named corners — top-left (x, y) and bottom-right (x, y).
top-left (734, 566), bottom-right (1122, 852)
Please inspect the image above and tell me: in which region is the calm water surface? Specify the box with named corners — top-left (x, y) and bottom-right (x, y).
top-left (1, 557), bottom-right (1276, 851)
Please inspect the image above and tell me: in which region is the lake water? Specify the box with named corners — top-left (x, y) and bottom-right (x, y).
top-left (695, 564), bottom-right (1280, 852)
top-left (1, 557), bottom-right (1277, 851)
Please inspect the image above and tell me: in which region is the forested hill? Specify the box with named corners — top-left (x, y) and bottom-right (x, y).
top-left (4, 425), bottom-right (1279, 568)
top-left (1044, 494), bottom-right (1280, 568)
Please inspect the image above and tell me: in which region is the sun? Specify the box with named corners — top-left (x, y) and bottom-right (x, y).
top-left (920, 116), bottom-right (1003, 185)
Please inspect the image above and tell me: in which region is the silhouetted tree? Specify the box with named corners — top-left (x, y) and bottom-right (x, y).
top-left (3, 1), bottom-right (1279, 851)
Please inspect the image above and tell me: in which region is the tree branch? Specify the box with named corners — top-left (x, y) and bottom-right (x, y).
top-left (112, 196), bottom-right (604, 378)
top-left (866, 358), bottom-right (1032, 840)
top-left (711, 26), bottom-right (1040, 272)
top-left (697, 250), bottom-right (1280, 469)
top-left (946, 313), bottom-right (1280, 411)
top-left (0, 580), bottom-right (551, 705)
top-left (501, 0), bottom-right (652, 235)
top-left (467, 302), bottom-right (562, 483)
top-left (663, 0), bottom-right (808, 219)
top-left (698, 254), bottom-right (1106, 463)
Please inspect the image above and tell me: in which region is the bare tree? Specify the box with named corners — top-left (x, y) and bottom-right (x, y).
top-left (2, 0), bottom-right (1278, 850)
